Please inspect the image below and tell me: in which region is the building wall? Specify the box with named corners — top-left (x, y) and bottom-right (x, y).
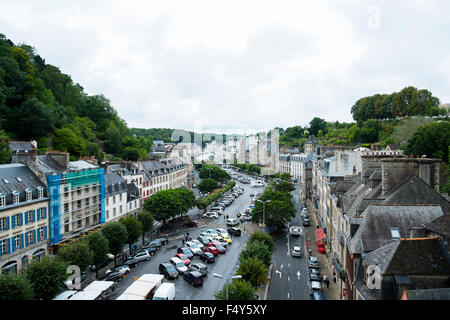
top-left (0, 200), bottom-right (49, 274)
top-left (105, 192), bottom-right (127, 222)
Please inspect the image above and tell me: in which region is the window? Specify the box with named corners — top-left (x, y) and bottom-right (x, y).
top-left (39, 208), bottom-right (46, 220)
top-left (14, 214), bottom-right (21, 227)
top-left (86, 216), bottom-right (90, 225)
top-left (390, 227), bottom-right (401, 239)
top-left (13, 191), bottom-right (19, 204)
top-left (26, 189), bottom-right (32, 201)
top-left (27, 231), bottom-right (33, 245)
top-left (14, 236), bottom-right (21, 249)
top-left (85, 198), bottom-right (90, 206)
top-left (113, 208), bottom-right (116, 217)
top-left (106, 210), bottom-right (109, 220)
top-left (27, 211), bottom-right (34, 223)
top-left (0, 217), bottom-right (7, 231)
top-left (39, 227), bottom-right (45, 240)
top-left (38, 187), bottom-right (44, 199)
top-left (0, 239), bottom-right (7, 255)
top-left (0, 193), bottom-right (5, 207)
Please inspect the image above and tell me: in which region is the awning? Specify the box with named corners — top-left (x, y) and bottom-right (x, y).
top-left (315, 227), bottom-right (326, 241)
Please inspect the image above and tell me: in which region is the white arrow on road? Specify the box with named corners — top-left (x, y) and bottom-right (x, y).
top-left (297, 271), bottom-right (301, 280)
top-left (280, 264), bottom-right (283, 271)
top-left (275, 270), bottom-right (282, 279)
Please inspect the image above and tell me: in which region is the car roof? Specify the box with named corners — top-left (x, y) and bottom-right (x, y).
top-left (160, 262), bottom-right (172, 267)
top-left (293, 246), bottom-right (301, 250)
top-left (171, 257), bottom-right (183, 263)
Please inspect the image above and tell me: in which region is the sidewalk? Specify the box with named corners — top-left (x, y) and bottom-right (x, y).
top-left (304, 198), bottom-right (340, 300)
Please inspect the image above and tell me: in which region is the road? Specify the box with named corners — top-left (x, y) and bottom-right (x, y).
top-left (110, 173), bottom-right (264, 300)
top-left (268, 185), bottom-right (311, 300)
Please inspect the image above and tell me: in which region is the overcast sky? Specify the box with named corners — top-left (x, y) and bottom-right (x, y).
top-left (1, 0), bottom-right (449, 134)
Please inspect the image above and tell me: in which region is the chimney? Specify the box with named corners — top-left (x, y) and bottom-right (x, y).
top-left (47, 152), bottom-right (70, 169)
top-left (11, 150), bottom-right (38, 169)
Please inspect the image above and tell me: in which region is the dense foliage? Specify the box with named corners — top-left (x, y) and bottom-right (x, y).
top-left (0, 34), bottom-right (153, 163)
top-left (0, 273), bottom-right (34, 300)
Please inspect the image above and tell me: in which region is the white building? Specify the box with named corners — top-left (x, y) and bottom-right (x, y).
top-left (104, 172), bottom-right (127, 222)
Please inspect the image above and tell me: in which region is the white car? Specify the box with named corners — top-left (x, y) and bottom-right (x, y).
top-left (185, 241), bottom-right (202, 255)
top-left (105, 265), bottom-right (130, 275)
top-left (292, 246), bottom-right (302, 257)
top-left (290, 226), bottom-right (302, 237)
top-left (170, 257), bottom-right (188, 274)
top-left (204, 229), bottom-right (219, 236)
top-left (226, 218), bottom-right (239, 227)
top-left (203, 212), bottom-right (218, 219)
top-left (191, 239), bottom-right (204, 249)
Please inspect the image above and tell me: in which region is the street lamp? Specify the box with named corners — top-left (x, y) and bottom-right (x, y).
top-left (212, 273), bottom-right (242, 300)
top-left (256, 199), bottom-right (271, 232)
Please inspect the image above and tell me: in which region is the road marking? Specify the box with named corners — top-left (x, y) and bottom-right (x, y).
top-left (275, 270), bottom-right (282, 279)
top-left (297, 271), bottom-right (301, 280)
top-left (288, 276), bottom-right (290, 282)
top-left (287, 292), bottom-right (290, 299)
top-left (280, 264), bottom-right (283, 271)
top-left (288, 263), bottom-right (290, 268)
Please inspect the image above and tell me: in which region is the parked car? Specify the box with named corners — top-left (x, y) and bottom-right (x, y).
top-left (192, 239), bottom-right (204, 249)
top-left (303, 217), bottom-right (311, 227)
top-left (131, 250), bottom-right (151, 262)
top-left (226, 218), bottom-right (239, 227)
top-left (177, 247), bottom-right (194, 259)
top-left (309, 272), bottom-right (321, 281)
top-left (210, 207), bottom-right (224, 215)
top-left (310, 268), bottom-right (321, 276)
top-left (141, 246), bottom-right (157, 256)
top-left (175, 253), bottom-right (191, 266)
top-left (146, 240), bottom-right (162, 250)
top-left (227, 227), bottom-right (241, 236)
top-left (202, 245), bottom-right (219, 256)
top-left (183, 220), bottom-right (199, 228)
top-left (209, 242), bottom-right (226, 254)
top-left (198, 235), bottom-right (212, 246)
top-left (159, 262), bottom-right (179, 280)
top-left (154, 236), bottom-right (169, 245)
top-left (308, 256), bottom-right (320, 268)
top-left (105, 265), bottom-right (130, 276)
top-left (204, 229), bottom-right (219, 236)
top-left (185, 241), bottom-right (202, 255)
top-left (183, 271), bottom-right (203, 287)
top-left (189, 262), bottom-right (208, 276)
top-left (292, 246), bottom-right (302, 257)
top-left (199, 251), bottom-right (215, 263)
top-left (170, 257), bottom-right (188, 274)
top-left (103, 270), bottom-right (124, 282)
top-left (124, 257), bottom-right (139, 268)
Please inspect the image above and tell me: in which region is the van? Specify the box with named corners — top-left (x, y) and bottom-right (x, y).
top-left (226, 218), bottom-right (239, 227)
top-left (152, 283), bottom-right (176, 300)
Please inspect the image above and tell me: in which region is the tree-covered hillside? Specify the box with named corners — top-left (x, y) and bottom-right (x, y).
top-left (0, 34), bottom-right (153, 163)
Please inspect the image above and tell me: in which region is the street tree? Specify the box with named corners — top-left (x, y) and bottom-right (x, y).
top-left (214, 279), bottom-right (257, 300)
top-left (56, 239), bottom-right (94, 273)
top-left (0, 273), bottom-right (34, 300)
top-left (85, 232), bottom-right (110, 279)
top-left (25, 256), bottom-right (68, 300)
top-left (248, 232), bottom-right (275, 253)
top-left (137, 210), bottom-right (154, 244)
top-left (144, 189), bottom-right (185, 230)
top-left (198, 178), bottom-right (219, 194)
top-left (236, 257), bottom-right (268, 288)
top-left (120, 215), bottom-right (143, 252)
top-left (101, 221), bottom-right (128, 266)
top-left (239, 240), bottom-right (272, 268)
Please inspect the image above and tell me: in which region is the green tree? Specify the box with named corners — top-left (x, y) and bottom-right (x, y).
top-left (25, 256), bottom-right (68, 300)
top-left (404, 121), bottom-right (450, 163)
top-left (198, 178), bottom-right (219, 194)
top-left (251, 200), bottom-right (295, 232)
top-left (144, 189), bottom-right (185, 229)
top-left (236, 257), bottom-right (268, 288)
top-left (274, 181), bottom-right (295, 192)
top-left (0, 129), bottom-right (10, 164)
top-left (85, 232), bottom-right (110, 279)
top-left (101, 221), bottom-right (128, 266)
top-left (214, 279), bottom-right (257, 300)
top-left (199, 164), bottom-right (231, 184)
top-left (309, 117), bottom-right (328, 136)
top-left (14, 97), bottom-right (54, 139)
top-left (279, 173), bottom-right (292, 182)
top-left (120, 215), bottom-right (143, 252)
top-left (53, 126), bottom-right (87, 156)
top-left (56, 240), bottom-right (94, 273)
top-left (248, 232), bottom-right (275, 253)
top-left (239, 240), bottom-right (272, 267)
top-left (137, 210), bottom-right (154, 244)
top-left (0, 273), bottom-right (34, 300)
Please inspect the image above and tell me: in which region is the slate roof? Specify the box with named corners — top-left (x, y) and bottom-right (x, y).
top-left (37, 155), bottom-right (67, 175)
top-left (349, 205), bottom-right (443, 254)
top-left (105, 172), bottom-right (126, 197)
top-left (0, 163), bottom-right (48, 208)
top-left (423, 214), bottom-right (450, 238)
top-left (9, 141), bottom-right (34, 153)
top-left (126, 183), bottom-right (140, 202)
top-left (403, 288), bottom-right (450, 300)
top-left (364, 238), bottom-right (450, 276)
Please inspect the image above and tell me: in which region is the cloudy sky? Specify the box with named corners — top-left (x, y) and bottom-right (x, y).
top-left (1, 0), bottom-right (449, 134)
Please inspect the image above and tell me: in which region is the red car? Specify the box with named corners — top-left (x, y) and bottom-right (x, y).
top-left (175, 253), bottom-right (191, 266)
top-left (202, 246), bottom-right (219, 256)
top-left (209, 242), bottom-right (226, 254)
top-left (183, 221), bottom-right (198, 228)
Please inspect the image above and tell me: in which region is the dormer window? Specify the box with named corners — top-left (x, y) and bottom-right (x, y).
top-left (38, 186), bottom-right (44, 199)
top-left (13, 191), bottom-right (19, 204)
top-left (0, 193), bottom-right (5, 207)
top-left (390, 227), bottom-right (401, 239)
top-left (26, 188), bottom-right (32, 201)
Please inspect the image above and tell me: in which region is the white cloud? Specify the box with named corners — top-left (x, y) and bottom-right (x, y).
top-left (1, 0), bottom-right (449, 132)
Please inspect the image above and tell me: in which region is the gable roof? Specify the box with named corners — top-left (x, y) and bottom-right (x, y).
top-left (403, 288), bottom-right (450, 300)
top-left (423, 214), bottom-right (450, 238)
top-left (364, 238), bottom-right (450, 276)
top-left (349, 205), bottom-right (443, 254)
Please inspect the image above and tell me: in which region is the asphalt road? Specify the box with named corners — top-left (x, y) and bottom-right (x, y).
top-left (110, 172), bottom-right (264, 300)
top-left (268, 185), bottom-right (311, 300)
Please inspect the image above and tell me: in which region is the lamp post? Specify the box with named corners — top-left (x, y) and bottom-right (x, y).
top-left (256, 199), bottom-right (271, 232)
top-left (212, 273), bottom-right (242, 300)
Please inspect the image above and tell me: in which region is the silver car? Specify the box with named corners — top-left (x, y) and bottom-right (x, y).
top-left (189, 262), bottom-right (208, 276)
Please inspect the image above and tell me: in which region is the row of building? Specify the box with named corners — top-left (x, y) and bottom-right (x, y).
top-left (0, 143), bottom-right (191, 275)
top-left (287, 139), bottom-right (450, 300)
